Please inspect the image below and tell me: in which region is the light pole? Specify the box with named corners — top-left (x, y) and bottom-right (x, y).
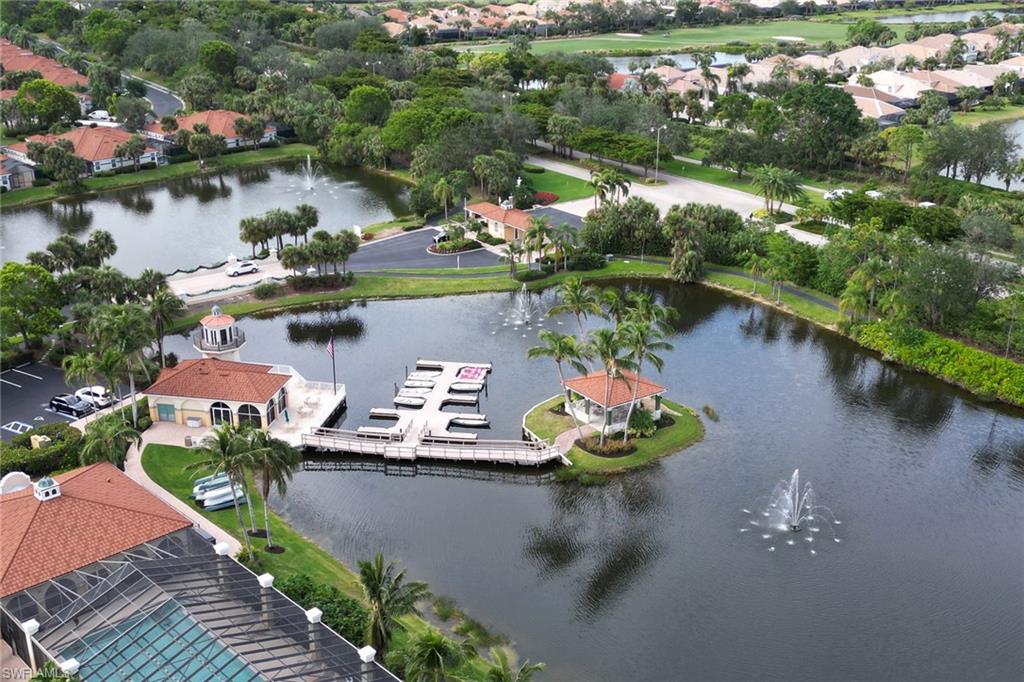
top-left (651, 125), bottom-right (667, 182)
top-left (365, 60), bottom-right (381, 75)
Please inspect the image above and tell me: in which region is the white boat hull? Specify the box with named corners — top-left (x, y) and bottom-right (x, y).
top-left (394, 396), bottom-right (426, 407)
top-left (398, 387), bottom-right (431, 396)
top-left (449, 382), bottom-right (484, 392)
top-left (408, 371), bottom-right (440, 380)
top-left (404, 379), bottom-right (435, 388)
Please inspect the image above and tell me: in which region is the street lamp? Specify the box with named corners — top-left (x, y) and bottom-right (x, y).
top-left (651, 124), bottom-right (668, 182)
top-left (366, 60), bottom-right (382, 75)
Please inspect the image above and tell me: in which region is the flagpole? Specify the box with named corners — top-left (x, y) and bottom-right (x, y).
top-left (329, 330), bottom-right (337, 395)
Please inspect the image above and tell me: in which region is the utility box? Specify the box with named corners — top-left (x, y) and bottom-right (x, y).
top-left (184, 436), bottom-right (193, 447)
top-left (30, 435), bottom-right (52, 450)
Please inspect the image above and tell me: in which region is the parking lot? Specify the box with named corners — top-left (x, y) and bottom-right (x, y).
top-left (1, 362), bottom-right (83, 440)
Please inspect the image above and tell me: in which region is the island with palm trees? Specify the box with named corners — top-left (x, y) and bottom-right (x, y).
top-left (524, 276), bottom-right (704, 479)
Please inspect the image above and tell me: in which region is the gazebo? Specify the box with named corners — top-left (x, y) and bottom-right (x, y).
top-left (562, 370), bottom-right (666, 432)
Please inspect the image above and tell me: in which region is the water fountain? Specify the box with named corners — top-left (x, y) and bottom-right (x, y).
top-left (301, 154), bottom-right (321, 191)
top-left (741, 469), bottom-right (842, 554)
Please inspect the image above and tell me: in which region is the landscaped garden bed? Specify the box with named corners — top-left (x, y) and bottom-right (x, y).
top-left (429, 238), bottom-right (482, 254)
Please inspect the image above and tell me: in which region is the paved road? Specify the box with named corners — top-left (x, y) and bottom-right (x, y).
top-left (169, 228), bottom-right (501, 299)
top-left (529, 154), bottom-right (827, 246)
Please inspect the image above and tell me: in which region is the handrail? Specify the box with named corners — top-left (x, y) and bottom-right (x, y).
top-left (192, 329), bottom-right (246, 351)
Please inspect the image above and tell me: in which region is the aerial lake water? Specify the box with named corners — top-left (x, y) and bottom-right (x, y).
top-left (0, 160), bottom-right (411, 274)
top-left (166, 280), bottom-right (1024, 681)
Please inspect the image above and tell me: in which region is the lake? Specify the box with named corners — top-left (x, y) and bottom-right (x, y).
top-left (0, 161), bottom-right (411, 274)
top-left (166, 281), bottom-right (1024, 681)
top-left (878, 9), bottom-right (1014, 23)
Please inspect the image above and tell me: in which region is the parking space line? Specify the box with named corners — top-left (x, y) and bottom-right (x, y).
top-left (11, 368), bottom-right (43, 380)
top-left (1, 378), bottom-right (22, 388)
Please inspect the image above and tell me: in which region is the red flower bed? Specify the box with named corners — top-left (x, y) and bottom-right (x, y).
top-left (361, 233), bottom-right (374, 241)
top-left (533, 191), bottom-right (559, 205)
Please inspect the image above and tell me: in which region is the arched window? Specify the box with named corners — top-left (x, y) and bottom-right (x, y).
top-left (238, 404), bottom-right (262, 428)
top-left (266, 398), bottom-right (277, 425)
top-left (210, 402), bottom-right (232, 425)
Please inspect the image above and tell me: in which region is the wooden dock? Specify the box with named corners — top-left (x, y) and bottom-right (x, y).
top-left (300, 359), bottom-right (569, 466)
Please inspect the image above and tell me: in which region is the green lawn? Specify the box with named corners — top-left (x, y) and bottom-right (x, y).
top-left (525, 396), bottom-right (704, 477)
top-left (526, 167), bottom-right (595, 202)
top-left (704, 265), bottom-right (842, 327)
top-left (170, 261), bottom-right (671, 332)
top-left (1, 144), bottom-right (318, 209)
top-left (660, 157), bottom-right (833, 208)
top-left (466, 20), bottom-right (910, 54)
top-left (141, 443), bottom-right (491, 676)
top-left (362, 215), bottom-right (425, 235)
top-left (951, 103), bottom-right (1024, 126)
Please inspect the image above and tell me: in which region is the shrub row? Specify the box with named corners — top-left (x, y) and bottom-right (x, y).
top-left (274, 574), bottom-right (369, 644)
top-left (288, 272), bottom-right (354, 291)
top-left (853, 321), bottom-right (1024, 407)
top-left (475, 231), bottom-right (505, 246)
top-left (0, 422), bottom-right (83, 477)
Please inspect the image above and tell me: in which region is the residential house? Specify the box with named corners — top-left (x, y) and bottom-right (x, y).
top-left (997, 56), bottom-right (1024, 76)
top-left (382, 21), bottom-right (407, 38)
top-left (829, 45), bottom-right (889, 73)
top-left (850, 70), bottom-right (940, 100)
top-left (142, 109), bottom-right (276, 149)
top-left (0, 38), bottom-right (92, 114)
top-left (903, 69), bottom-right (968, 96)
top-left (796, 53), bottom-right (845, 73)
top-left (851, 95), bottom-right (906, 127)
top-left (607, 72), bottom-right (641, 91)
top-left (0, 153), bottom-right (35, 191)
top-left (842, 83), bottom-right (916, 110)
top-left (3, 126), bottom-right (164, 174)
top-left (650, 65), bottom-right (687, 84)
top-left (466, 201), bottom-right (534, 243)
top-left (929, 68), bottom-right (997, 92)
top-left (382, 7), bottom-right (411, 23)
top-left (884, 42), bottom-right (941, 66)
top-left (960, 31), bottom-right (1001, 60)
top-left (976, 22), bottom-right (1023, 37)
top-left (0, 464), bottom-right (398, 680)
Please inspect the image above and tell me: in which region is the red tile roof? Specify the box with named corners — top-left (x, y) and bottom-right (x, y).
top-left (0, 38), bottom-right (88, 90)
top-left (466, 201), bottom-right (534, 231)
top-left (607, 72), bottom-right (639, 90)
top-left (146, 358), bottom-right (289, 403)
top-left (7, 127), bottom-right (157, 163)
top-left (200, 313), bottom-right (236, 329)
top-left (383, 7), bottom-right (411, 22)
top-left (564, 370), bottom-right (666, 408)
top-left (145, 109), bottom-right (255, 139)
top-left (0, 463), bottom-right (192, 597)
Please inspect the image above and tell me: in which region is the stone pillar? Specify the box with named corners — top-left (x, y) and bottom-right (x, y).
top-left (257, 573), bottom-right (274, 626)
top-left (21, 619), bottom-right (39, 674)
top-left (358, 645), bottom-right (377, 682)
top-left (305, 608), bottom-right (322, 657)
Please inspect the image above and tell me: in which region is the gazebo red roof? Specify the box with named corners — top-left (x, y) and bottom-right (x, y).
top-left (563, 370), bottom-right (665, 409)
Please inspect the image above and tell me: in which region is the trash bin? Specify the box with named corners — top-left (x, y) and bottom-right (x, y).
top-left (184, 436), bottom-right (193, 447)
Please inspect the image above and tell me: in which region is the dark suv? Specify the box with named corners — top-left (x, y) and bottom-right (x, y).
top-left (50, 394), bottom-right (95, 417)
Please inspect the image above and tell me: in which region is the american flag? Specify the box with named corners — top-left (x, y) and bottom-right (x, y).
top-left (326, 334), bottom-right (335, 359)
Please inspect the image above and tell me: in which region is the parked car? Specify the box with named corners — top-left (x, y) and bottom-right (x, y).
top-left (433, 232), bottom-right (449, 245)
top-left (824, 188), bottom-right (852, 201)
top-left (75, 386), bottom-right (113, 409)
top-left (865, 190), bottom-right (884, 199)
top-left (226, 261), bottom-right (258, 277)
top-left (88, 110), bottom-right (111, 121)
top-left (49, 394), bottom-right (95, 417)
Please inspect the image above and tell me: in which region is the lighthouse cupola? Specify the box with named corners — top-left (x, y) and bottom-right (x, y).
top-left (193, 305), bottom-right (246, 361)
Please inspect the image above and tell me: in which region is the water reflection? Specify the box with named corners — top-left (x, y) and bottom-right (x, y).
top-left (115, 187), bottom-right (154, 214)
top-left (167, 173), bottom-right (234, 203)
top-left (524, 469), bottom-right (668, 621)
top-left (34, 201), bottom-right (94, 233)
top-left (972, 413), bottom-right (1024, 487)
top-left (281, 306), bottom-right (367, 346)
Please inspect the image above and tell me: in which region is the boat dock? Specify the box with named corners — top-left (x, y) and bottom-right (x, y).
top-left (301, 359), bottom-right (568, 466)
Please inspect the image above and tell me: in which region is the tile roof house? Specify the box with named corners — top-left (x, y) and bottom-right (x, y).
top-left (829, 45), bottom-right (889, 73)
top-left (0, 463), bottom-right (192, 598)
top-left (143, 109), bottom-right (276, 149)
top-left (651, 65), bottom-right (687, 83)
top-left (0, 153), bottom-right (35, 191)
top-left (849, 70), bottom-right (938, 100)
top-left (3, 127), bottom-right (163, 174)
top-left (903, 69), bottom-right (967, 95)
top-left (851, 95), bottom-right (906, 126)
top-left (466, 201), bottom-right (535, 243)
top-left (0, 38), bottom-right (92, 114)
top-left (382, 7), bottom-right (411, 23)
top-left (607, 72), bottom-right (640, 91)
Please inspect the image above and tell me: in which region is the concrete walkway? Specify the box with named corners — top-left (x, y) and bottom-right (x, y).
top-left (555, 423), bottom-right (596, 455)
top-left (124, 423), bottom-right (243, 555)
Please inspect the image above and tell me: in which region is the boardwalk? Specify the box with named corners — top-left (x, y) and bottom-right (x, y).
top-left (301, 359), bottom-right (568, 466)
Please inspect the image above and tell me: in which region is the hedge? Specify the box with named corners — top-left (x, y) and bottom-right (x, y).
top-left (275, 574), bottom-right (369, 644)
top-left (853, 321), bottom-right (1024, 407)
top-left (0, 422), bottom-right (83, 477)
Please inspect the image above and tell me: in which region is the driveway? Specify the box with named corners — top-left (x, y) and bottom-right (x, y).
top-left (0, 362), bottom-right (78, 440)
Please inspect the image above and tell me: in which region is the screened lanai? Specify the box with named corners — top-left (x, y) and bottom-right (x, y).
top-left (3, 537), bottom-right (397, 681)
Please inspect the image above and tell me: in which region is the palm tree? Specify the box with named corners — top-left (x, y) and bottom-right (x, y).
top-left (839, 279), bottom-right (869, 322)
top-left (588, 169), bottom-right (608, 210)
top-left (247, 430), bottom-right (301, 549)
top-left (358, 552), bottom-right (429, 656)
top-left (293, 204), bottom-right (318, 244)
top-left (149, 287), bottom-right (185, 367)
top-left (726, 63), bottom-right (751, 94)
top-left (527, 330), bottom-right (590, 443)
top-left (619, 320), bottom-right (672, 443)
top-left (187, 424), bottom-right (256, 555)
top-left (432, 177), bottom-right (455, 224)
top-left (600, 287), bottom-right (630, 324)
top-left (744, 252), bottom-right (770, 294)
top-left (81, 418), bottom-right (140, 469)
top-left (851, 256), bottom-right (886, 320)
top-left (751, 164), bottom-right (804, 214)
top-left (586, 327), bottom-right (633, 446)
top-left (62, 351), bottom-right (101, 422)
top-left (499, 242), bottom-right (523, 278)
top-left (550, 222), bottom-right (576, 272)
top-left (480, 647), bottom-right (545, 682)
top-left (524, 215), bottom-right (551, 265)
top-left (89, 304), bottom-right (154, 427)
top-left (548, 277), bottom-right (602, 341)
top-left (403, 629), bottom-right (466, 682)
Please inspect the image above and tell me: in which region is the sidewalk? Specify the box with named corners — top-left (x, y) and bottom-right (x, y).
top-left (124, 423), bottom-right (243, 555)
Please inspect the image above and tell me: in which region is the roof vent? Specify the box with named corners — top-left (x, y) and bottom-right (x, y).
top-left (33, 476), bottom-right (61, 502)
